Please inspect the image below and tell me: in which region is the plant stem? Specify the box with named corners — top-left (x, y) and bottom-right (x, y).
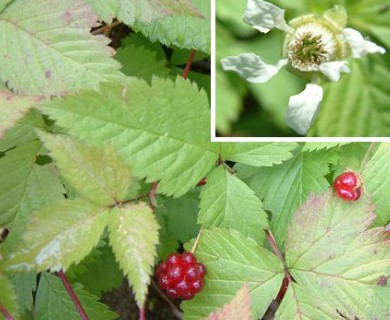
top-left (190, 226), bottom-right (204, 254)
top-left (57, 270), bottom-right (89, 320)
top-left (139, 301), bottom-right (146, 320)
top-left (358, 142), bottom-right (377, 173)
top-left (265, 230), bottom-right (284, 265)
top-left (182, 49), bottom-right (196, 79)
top-left (0, 304), bottom-right (14, 320)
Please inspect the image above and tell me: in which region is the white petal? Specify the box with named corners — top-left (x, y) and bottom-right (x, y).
top-left (342, 28), bottom-right (385, 58)
top-left (221, 54), bottom-right (288, 83)
top-left (243, 0), bottom-right (294, 33)
top-left (319, 61), bottom-right (350, 82)
top-left (286, 84), bottom-right (323, 135)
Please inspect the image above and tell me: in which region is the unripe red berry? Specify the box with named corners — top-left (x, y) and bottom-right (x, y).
top-left (181, 252), bottom-right (197, 266)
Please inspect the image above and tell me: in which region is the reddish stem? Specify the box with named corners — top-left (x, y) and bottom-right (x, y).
top-left (139, 302), bottom-right (146, 320)
top-left (0, 304), bottom-right (14, 320)
top-left (57, 270), bottom-right (89, 320)
top-left (182, 49), bottom-right (196, 79)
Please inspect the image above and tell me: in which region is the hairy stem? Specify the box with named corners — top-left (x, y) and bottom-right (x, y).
top-left (182, 49), bottom-right (196, 80)
top-left (0, 304), bottom-right (14, 320)
top-left (57, 270), bottom-right (89, 320)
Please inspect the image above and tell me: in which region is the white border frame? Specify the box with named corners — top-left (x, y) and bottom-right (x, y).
top-left (210, 0), bottom-right (390, 143)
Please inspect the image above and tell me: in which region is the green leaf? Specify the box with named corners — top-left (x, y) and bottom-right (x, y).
top-left (4, 199), bottom-right (108, 272)
top-left (182, 228), bottom-right (284, 320)
top-left (0, 141), bottom-right (41, 227)
top-left (43, 78), bottom-right (219, 197)
top-left (205, 284), bottom-right (252, 320)
top-left (67, 242), bottom-right (123, 296)
top-left (198, 166), bottom-right (269, 243)
top-left (0, 109), bottom-right (45, 152)
top-left (157, 189), bottom-right (200, 244)
top-left (84, 0), bottom-right (203, 24)
top-left (38, 132), bottom-right (132, 206)
top-left (3, 164), bottom-right (66, 253)
top-left (275, 284), bottom-right (338, 319)
top-left (0, 0), bottom-right (122, 95)
top-left (311, 58), bottom-right (390, 136)
top-left (0, 90), bottom-right (44, 138)
top-left (285, 191), bottom-right (390, 319)
top-left (108, 203), bottom-right (159, 308)
top-left (302, 142), bottom-right (351, 152)
top-left (0, 275), bottom-right (19, 319)
top-left (227, 143), bottom-right (298, 167)
top-left (10, 272), bottom-right (36, 312)
top-left (115, 34), bottom-right (171, 82)
top-left (363, 142), bottom-right (390, 226)
top-left (134, 0), bottom-right (210, 53)
top-left (35, 272), bottom-right (117, 320)
top-left (237, 148), bottom-right (337, 244)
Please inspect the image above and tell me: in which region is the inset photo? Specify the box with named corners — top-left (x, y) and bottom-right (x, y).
top-left (214, 0), bottom-right (389, 138)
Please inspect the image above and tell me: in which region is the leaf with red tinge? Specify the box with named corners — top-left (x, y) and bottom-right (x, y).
top-left (278, 190), bottom-right (390, 319)
top-left (0, 90), bottom-right (44, 138)
top-left (205, 284), bottom-right (251, 320)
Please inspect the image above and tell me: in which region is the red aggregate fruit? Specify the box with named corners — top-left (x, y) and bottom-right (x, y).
top-left (156, 252), bottom-right (207, 300)
top-left (333, 171), bottom-right (361, 202)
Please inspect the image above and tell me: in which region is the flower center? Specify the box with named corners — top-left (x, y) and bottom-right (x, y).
top-left (287, 23), bottom-right (337, 72)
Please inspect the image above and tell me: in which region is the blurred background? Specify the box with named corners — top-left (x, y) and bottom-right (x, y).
top-left (215, 0), bottom-right (390, 137)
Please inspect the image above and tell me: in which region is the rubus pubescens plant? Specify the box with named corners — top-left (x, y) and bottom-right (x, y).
top-left (1, 2), bottom-right (390, 320)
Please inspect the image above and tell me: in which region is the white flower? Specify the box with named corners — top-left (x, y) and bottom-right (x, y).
top-left (221, 0), bottom-right (386, 135)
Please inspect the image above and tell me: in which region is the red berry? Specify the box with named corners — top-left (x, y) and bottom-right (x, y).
top-left (197, 263), bottom-right (207, 278)
top-left (156, 261), bottom-right (168, 276)
top-left (166, 287), bottom-right (180, 299)
top-left (156, 252), bottom-right (207, 300)
top-left (157, 274), bottom-right (170, 291)
top-left (166, 265), bottom-right (184, 284)
top-left (175, 280), bottom-right (190, 296)
top-left (333, 171), bottom-right (362, 202)
top-left (181, 252), bottom-right (197, 266)
top-left (166, 253), bottom-right (181, 266)
top-left (184, 265), bottom-right (199, 282)
top-left (188, 279), bottom-right (204, 294)
top-left (333, 171), bottom-right (358, 189)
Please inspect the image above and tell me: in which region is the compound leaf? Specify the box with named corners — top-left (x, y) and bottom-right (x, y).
top-left (108, 203), bottom-right (159, 308)
top-left (38, 132), bottom-right (132, 206)
top-left (4, 199), bottom-right (108, 272)
top-left (198, 166), bottom-right (269, 243)
top-left (0, 0), bottom-right (122, 95)
top-left (363, 142), bottom-right (390, 226)
top-left (182, 228), bottom-right (284, 320)
top-left (43, 78), bottom-right (219, 197)
top-left (35, 272), bottom-right (117, 320)
top-left (285, 191), bottom-right (390, 319)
